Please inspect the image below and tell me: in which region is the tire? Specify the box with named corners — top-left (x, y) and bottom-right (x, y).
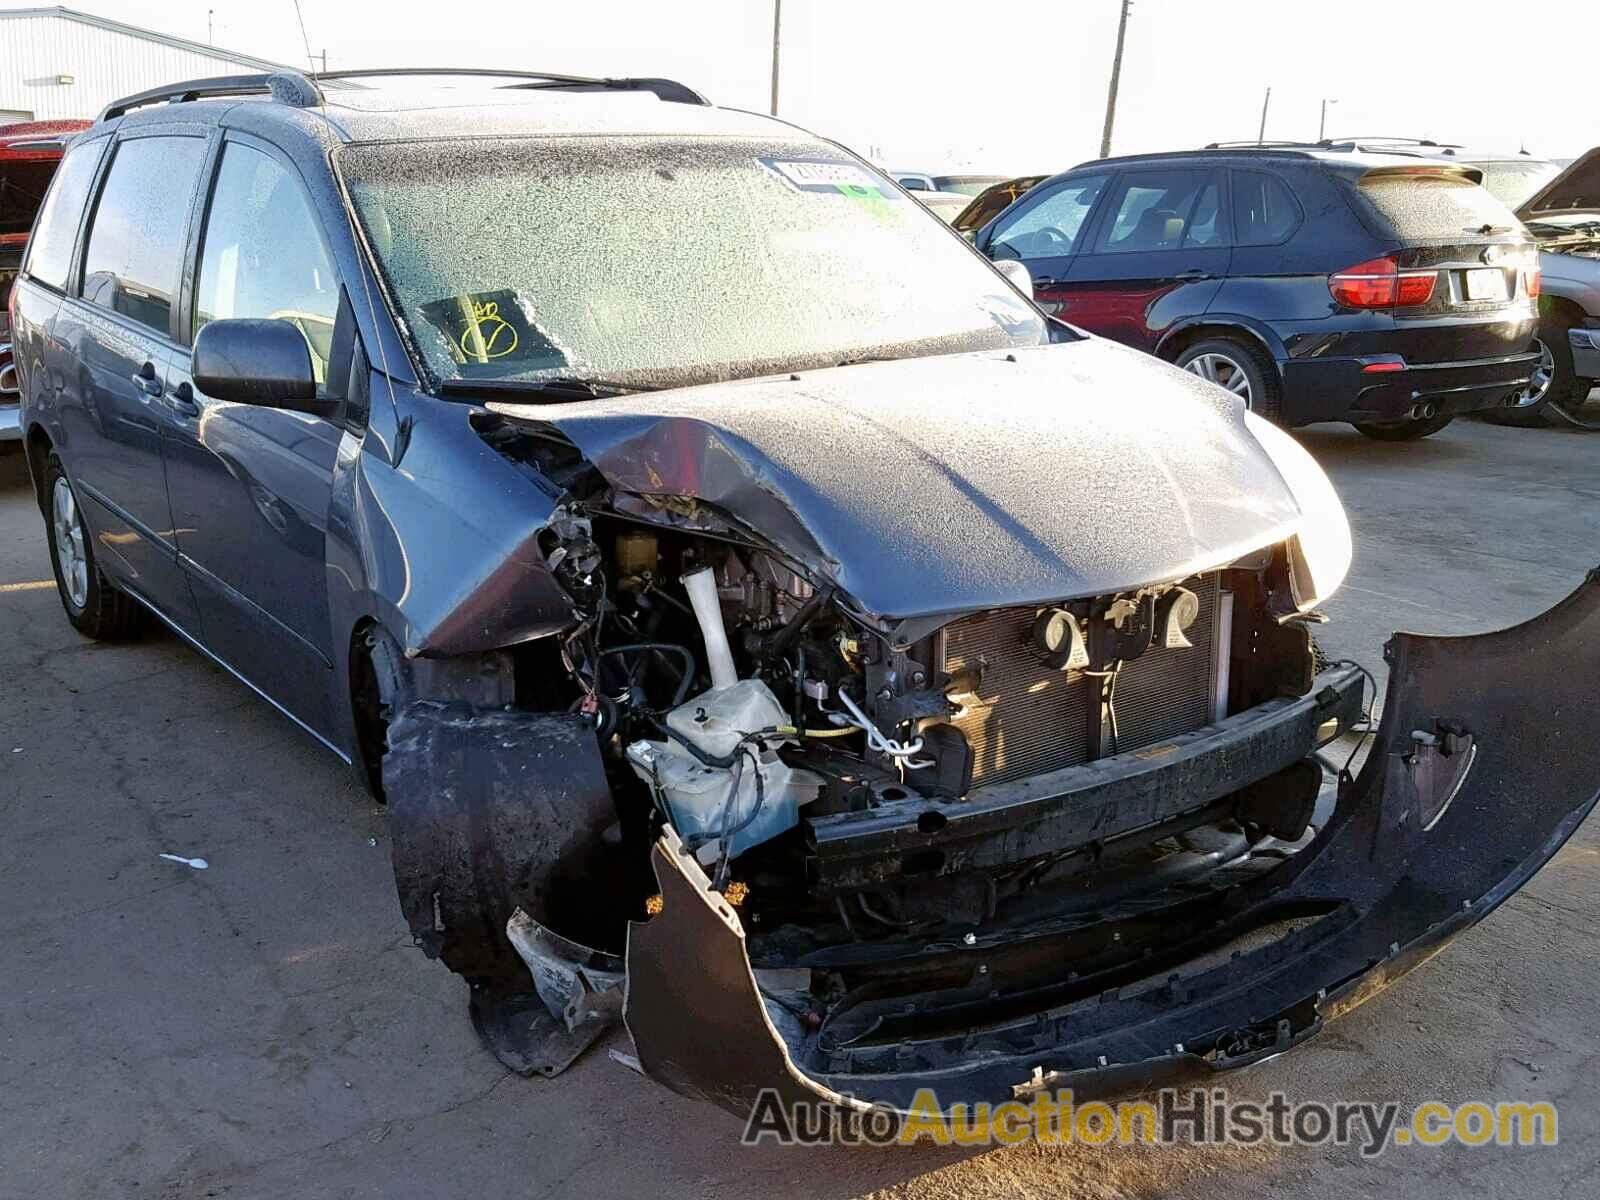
top-left (1352, 413), bottom-right (1455, 441)
top-left (1483, 312), bottom-right (1586, 428)
top-left (1174, 337), bottom-right (1283, 423)
top-left (351, 625), bottom-right (414, 802)
top-left (42, 453), bottom-right (139, 639)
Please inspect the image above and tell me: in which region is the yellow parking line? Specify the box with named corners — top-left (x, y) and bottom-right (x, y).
top-left (0, 580), bottom-right (53, 594)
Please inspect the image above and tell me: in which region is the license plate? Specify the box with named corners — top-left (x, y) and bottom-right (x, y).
top-left (1465, 267), bottom-right (1508, 302)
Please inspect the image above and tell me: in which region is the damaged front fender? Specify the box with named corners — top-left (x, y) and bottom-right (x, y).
top-left (623, 570), bottom-right (1600, 1117)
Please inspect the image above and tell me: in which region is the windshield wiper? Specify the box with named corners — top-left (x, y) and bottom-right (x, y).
top-left (437, 376), bottom-right (651, 403)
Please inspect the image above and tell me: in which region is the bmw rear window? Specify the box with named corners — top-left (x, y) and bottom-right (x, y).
top-left (1350, 169), bottom-right (1522, 241)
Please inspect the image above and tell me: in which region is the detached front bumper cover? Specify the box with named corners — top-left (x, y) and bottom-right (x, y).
top-left (624, 570), bottom-right (1600, 1118)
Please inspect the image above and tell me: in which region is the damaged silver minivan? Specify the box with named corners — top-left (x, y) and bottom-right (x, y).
top-left (13, 70), bottom-right (1598, 1122)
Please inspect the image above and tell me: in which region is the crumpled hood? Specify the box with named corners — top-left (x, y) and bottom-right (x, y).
top-left (497, 340), bottom-right (1305, 619)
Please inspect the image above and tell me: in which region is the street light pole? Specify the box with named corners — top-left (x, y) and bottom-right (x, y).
top-left (770, 0), bottom-right (782, 116)
top-left (1099, 0), bottom-right (1132, 159)
top-left (1319, 97), bottom-right (1337, 141)
top-left (1257, 86), bottom-right (1271, 144)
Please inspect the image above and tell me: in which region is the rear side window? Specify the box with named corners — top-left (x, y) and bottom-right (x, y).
top-left (23, 141), bottom-right (103, 290)
top-left (1232, 170), bottom-right (1302, 245)
top-left (1092, 170), bottom-right (1218, 253)
top-left (989, 174), bottom-right (1108, 261)
top-left (1182, 179), bottom-right (1226, 247)
top-left (1352, 170), bottom-right (1520, 241)
top-left (81, 135), bottom-right (208, 335)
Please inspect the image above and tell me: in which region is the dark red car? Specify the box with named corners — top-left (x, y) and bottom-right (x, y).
top-left (2, 119), bottom-right (88, 439)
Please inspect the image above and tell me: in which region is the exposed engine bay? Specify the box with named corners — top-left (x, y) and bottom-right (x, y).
top-left (543, 508), bottom-right (1335, 946)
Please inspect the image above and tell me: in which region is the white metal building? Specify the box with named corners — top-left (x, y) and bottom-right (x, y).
top-left (0, 6), bottom-right (286, 122)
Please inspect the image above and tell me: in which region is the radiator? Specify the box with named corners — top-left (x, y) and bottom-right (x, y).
top-left (940, 574), bottom-right (1223, 789)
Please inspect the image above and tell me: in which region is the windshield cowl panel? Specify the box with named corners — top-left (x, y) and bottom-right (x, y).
top-left (337, 135), bottom-right (1045, 393)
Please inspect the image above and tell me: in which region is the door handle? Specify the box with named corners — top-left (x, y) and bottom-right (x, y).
top-left (1032, 277), bottom-right (1061, 288)
top-left (168, 380), bottom-right (199, 417)
top-left (131, 362), bottom-right (163, 397)
top-left (1177, 269), bottom-right (1213, 280)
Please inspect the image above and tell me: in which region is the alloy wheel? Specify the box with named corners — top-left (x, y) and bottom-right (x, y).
top-left (52, 477), bottom-right (89, 609)
top-left (1183, 352), bottom-right (1253, 407)
top-left (1517, 337), bottom-right (1555, 408)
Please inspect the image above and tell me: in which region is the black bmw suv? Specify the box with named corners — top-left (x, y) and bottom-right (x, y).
top-left (973, 143), bottom-right (1542, 439)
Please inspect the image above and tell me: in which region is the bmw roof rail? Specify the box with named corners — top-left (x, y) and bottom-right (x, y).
top-left (313, 67), bottom-right (709, 106)
top-left (1324, 136), bottom-right (1462, 148)
top-left (99, 70), bottom-right (325, 121)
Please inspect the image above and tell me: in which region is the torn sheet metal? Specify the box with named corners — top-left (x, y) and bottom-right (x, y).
top-left (347, 410), bottom-right (577, 658)
top-left (496, 340), bottom-right (1306, 619)
top-left (503, 909), bottom-right (625, 1077)
top-left (622, 569), bottom-right (1600, 1117)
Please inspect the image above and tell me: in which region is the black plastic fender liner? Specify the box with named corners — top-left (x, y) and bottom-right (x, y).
top-left (621, 570), bottom-right (1600, 1119)
top-left (386, 701), bottom-right (616, 1073)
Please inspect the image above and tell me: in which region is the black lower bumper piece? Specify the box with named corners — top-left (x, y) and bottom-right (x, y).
top-left (624, 570), bottom-right (1600, 1119)
top-left (806, 670), bottom-right (1363, 894)
top-left (1281, 350), bottom-right (1539, 426)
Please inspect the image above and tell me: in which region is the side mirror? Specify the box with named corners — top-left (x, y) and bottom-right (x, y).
top-left (193, 318), bottom-right (321, 410)
top-left (994, 258), bottom-right (1033, 293)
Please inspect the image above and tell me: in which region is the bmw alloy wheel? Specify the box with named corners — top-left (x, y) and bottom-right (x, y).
top-left (1183, 351), bottom-right (1253, 407)
top-left (52, 476), bottom-right (89, 609)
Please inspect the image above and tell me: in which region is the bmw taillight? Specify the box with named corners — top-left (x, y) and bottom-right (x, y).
top-left (1329, 255), bottom-right (1437, 309)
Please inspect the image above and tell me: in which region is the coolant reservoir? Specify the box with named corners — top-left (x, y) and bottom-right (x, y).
top-left (626, 680), bottom-right (821, 862)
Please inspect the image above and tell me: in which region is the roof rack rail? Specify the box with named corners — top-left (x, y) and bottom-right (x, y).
top-left (314, 67), bottom-right (709, 106)
top-left (1202, 139), bottom-right (1328, 150)
top-left (1324, 136), bottom-right (1462, 148)
top-left (99, 70), bottom-right (323, 121)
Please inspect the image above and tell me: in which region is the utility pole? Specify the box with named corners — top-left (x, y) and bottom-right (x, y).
top-left (1098, 0), bottom-right (1132, 158)
top-left (1319, 97), bottom-right (1336, 141)
top-left (1257, 86), bottom-right (1271, 144)
top-left (769, 0), bottom-right (782, 116)
top-left (207, 8), bottom-right (213, 44)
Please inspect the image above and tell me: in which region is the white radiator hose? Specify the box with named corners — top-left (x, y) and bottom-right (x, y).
top-left (681, 567), bottom-right (738, 690)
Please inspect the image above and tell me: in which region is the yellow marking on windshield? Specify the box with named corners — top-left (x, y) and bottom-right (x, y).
top-left (458, 299), bottom-right (519, 361)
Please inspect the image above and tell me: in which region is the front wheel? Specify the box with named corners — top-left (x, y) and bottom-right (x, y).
top-left (1352, 413), bottom-right (1455, 441)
